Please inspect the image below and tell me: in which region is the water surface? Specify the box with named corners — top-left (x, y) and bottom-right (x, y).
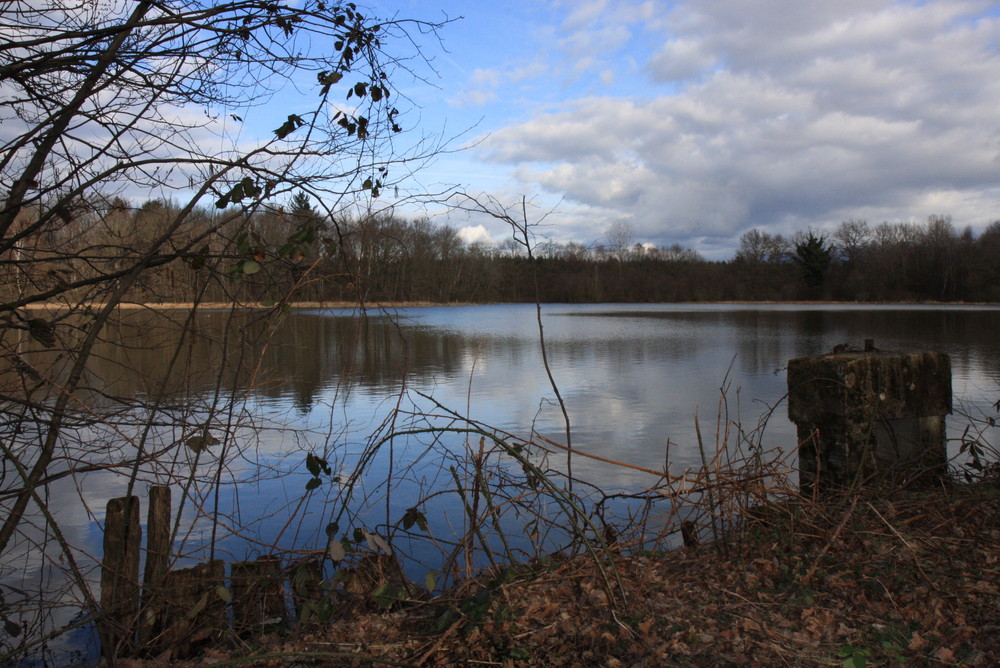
top-left (2, 303), bottom-right (998, 664)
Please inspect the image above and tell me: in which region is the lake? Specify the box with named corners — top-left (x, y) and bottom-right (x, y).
top-left (2, 303), bottom-right (998, 664)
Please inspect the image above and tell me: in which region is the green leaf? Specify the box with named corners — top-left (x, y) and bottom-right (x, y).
top-left (240, 176), bottom-right (261, 198)
top-left (318, 70), bottom-right (342, 85)
top-left (839, 646), bottom-right (867, 668)
top-left (188, 591), bottom-right (209, 619)
top-left (216, 585), bottom-right (232, 603)
top-left (319, 69), bottom-right (344, 95)
top-left (402, 507), bottom-right (428, 532)
top-left (435, 607), bottom-right (457, 632)
top-left (185, 433), bottom-right (220, 452)
top-left (188, 245), bottom-right (209, 270)
top-left (373, 583), bottom-right (399, 608)
top-left (27, 319), bottom-right (55, 347)
top-left (363, 528), bottom-right (391, 554)
top-left (216, 177), bottom-right (261, 208)
top-left (424, 571), bottom-right (437, 592)
top-left (241, 260), bottom-right (261, 275)
top-left (327, 537), bottom-right (346, 562)
top-left (274, 113), bottom-right (305, 139)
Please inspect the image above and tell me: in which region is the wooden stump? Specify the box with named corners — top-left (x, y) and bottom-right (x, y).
top-left (231, 556), bottom-right (286, 635)
top-left (290, 559), bottom-right (325, 621)
top-left (138, 485), bottom-right (171, 646)
top-left (100, 495), bottom-right (141, 660)
top-left (155, 560), bottom-right (226, 658)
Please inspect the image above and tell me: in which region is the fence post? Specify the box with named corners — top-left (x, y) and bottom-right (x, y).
top-left (290, 558), bottom-right (325, 621)
top-left (231, 555), bottom-right (286, 635)
top-left (138, 485), bottom-right (171, 646)
top-left (155, 560), bottom-right (226, 657)
top-left (100, 495), bottom-right (141, 660)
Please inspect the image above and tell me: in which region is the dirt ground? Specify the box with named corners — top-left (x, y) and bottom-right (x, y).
top-left (128, 479), bottom-right (999, 667)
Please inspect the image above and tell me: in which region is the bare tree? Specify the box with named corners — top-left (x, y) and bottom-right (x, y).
top-left (833, 218), bottom-right (871, 263)
top-left (605, 219), bottom-right (636, 261)
top-left (0, 4), bottom-right (449, 658)
top-left (736, 228), bottom-right (789, 264)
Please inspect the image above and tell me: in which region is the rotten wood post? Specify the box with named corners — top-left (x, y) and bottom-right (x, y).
top-left (231, 555), bottom-right (286, 635)
top-left (138, 485), bottom-right (171, 646)
top-left (156, 560), bottom-right (226, 658)
top-left (100, 495), bottom-right (141, 660)
top-left (680, 520), bottom-right (699, 548)
top-left (290, 558), bottom-right (325, 621)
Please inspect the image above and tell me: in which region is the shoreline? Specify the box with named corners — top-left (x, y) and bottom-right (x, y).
top-left (112, 480), bottom-right (1000, 667)
top-left (18, 298), bottom-right (1000, 311)
top-left (18, 300), bottom-right (473, 311)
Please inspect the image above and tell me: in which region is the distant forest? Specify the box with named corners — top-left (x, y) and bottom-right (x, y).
top-left (9, 195), bottom-right (1000, 306)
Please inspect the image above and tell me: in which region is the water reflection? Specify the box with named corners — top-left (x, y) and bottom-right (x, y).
top-left (2, 303), bottom-right (998, 665)
top-left (7, 303), bottom-right (998, 495)
top-left (69, 304), bottom-right (1000, 465)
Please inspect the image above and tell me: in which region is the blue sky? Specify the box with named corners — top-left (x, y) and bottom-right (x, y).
top-left (312, 1), bottom-right (1000, 258)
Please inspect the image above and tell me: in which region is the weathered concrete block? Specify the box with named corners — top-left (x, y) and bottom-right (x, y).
top-left (788, 351), bottom-right (951, 421)
top-left (787, 350), bottom-right (951, 495)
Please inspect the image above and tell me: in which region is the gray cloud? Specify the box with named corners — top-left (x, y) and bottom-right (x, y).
top-left (476, 0), bottom-right (1000, 256)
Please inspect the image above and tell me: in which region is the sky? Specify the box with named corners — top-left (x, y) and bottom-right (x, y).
top-left (349, 0), bottom-right (1000, 259)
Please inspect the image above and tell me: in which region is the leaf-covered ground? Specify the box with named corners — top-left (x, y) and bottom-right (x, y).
top-left (132, 482), bottom-right (1000, 667)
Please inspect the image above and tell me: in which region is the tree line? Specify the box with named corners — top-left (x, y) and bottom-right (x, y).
top-left (7, 197), bottom-right (996, 306)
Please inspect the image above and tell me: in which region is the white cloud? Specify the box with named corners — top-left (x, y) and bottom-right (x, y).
top-left (471, 0), bottom-right (1000, 254)
top-left (647, 37), bottom-right (717, 81)
top-left (450, 68), bottom-right (502, 108)
top-left (561, 0), bottom-right (610, 31)
top-left (458, 223), bottom-right (494, 245)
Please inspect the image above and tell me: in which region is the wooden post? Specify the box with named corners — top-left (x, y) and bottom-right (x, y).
top-left (100, 495), bottom-right (141, 660)
top-left (138, 485), bottom-right (171, 646)
top-left (680, 520), bottom-right (699, 548)
top-left (156, 560), bottom-right (226, 658)
top-left (290, 559), bottom-right (324, 621)
top-left (231, 555), bottom-right (286, 635)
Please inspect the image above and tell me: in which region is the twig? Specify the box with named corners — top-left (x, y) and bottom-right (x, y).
top-left (416, 618), bottom-right (463, 666)
top-left (866, 501), bottom-right (937, 589)
top-left (801, 496), bottom-right (858, 584)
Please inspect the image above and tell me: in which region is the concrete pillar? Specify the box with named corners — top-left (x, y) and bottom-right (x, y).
top-left (787, 348), bottom-right (951, 496)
